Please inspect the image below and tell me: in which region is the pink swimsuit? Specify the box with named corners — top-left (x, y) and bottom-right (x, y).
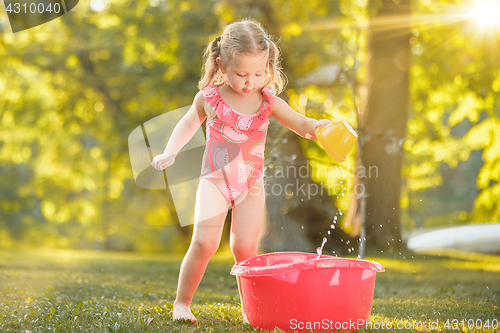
top-left (200, 84), bottom-right (274, 208)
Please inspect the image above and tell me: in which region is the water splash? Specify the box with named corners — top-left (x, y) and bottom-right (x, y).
top-left (316, 237), bottom-right (328, 259)
top-left (317, 164), bottom-right (361, 260)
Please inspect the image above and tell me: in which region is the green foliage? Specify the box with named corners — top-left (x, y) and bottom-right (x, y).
top-left (402, 0), bottom-right (500, 229)
top-left (0, 0), bottom-right (216, 249)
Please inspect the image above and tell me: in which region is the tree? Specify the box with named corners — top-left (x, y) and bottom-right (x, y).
top-left (346, 0), bottom-right (411, 253)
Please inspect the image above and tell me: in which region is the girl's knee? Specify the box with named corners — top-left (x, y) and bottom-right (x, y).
top-left (231, 242), bottom-right (257, 262)
top-left (191, 237), bottom-right (220, 257)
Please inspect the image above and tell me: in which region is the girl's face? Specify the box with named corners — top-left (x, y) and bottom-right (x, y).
top-left (219, 52), bottom-right (268, 96)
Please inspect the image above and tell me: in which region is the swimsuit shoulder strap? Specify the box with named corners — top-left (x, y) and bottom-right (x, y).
top-left (259, 87), bottom-right (275, 118)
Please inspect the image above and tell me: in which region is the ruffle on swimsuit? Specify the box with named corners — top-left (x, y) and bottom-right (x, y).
top-left (200, 84), bottom-right (275, 208)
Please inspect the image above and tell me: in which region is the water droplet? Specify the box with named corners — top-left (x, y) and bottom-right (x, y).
top-left (339, 212), bottom-right (343, 215)
top-left (334, 216), bottom-right (338, 221)
top-left (327, 230), bottom-right (331, 235)
top-left (330, 224), bottom-right (335, 229)
top-left (340, 181), bottom-right (343, 184)
top-left (348, 248), bottom-right (352, 253)
top-left (380, 224), bottom-right (382, 227)
top-left (316, 237), bottom-right (328, 258)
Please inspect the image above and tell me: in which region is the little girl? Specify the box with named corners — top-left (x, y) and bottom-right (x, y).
top-left (151, 19), bottom-right (332, 322)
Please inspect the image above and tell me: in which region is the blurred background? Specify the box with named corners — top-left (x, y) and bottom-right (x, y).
top-left (1, 0), bottom-right (499, 255)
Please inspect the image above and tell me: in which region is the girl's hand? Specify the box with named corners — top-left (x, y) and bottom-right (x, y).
top-left (312, 119), bottom-right (333, 139)
top-left (151, 153), bottom-right (176, 170)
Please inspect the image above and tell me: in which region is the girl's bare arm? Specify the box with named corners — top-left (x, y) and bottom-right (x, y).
top-left (152, 91), bottom-right (207, 170)
top-left (271, 96), bottom-right (331, 140)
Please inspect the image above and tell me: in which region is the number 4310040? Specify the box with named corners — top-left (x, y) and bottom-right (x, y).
top-left (444, 319), bottom-right (498, 330)
top-left (5, 2), bottom-right (62, 14)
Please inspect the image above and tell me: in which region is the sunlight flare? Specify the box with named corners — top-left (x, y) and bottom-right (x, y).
top-left (471, 0), bottom-right (500, 26)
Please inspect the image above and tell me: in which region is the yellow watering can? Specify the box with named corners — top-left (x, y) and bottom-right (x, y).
top-left (315, 120), bottom-right (358, 162)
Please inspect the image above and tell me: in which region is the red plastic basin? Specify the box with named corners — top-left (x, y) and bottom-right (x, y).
top-left (230, 252), bottom-right (384, 332)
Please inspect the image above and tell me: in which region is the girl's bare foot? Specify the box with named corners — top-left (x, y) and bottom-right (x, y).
top-left (172, 302), bottom-right (197, 323)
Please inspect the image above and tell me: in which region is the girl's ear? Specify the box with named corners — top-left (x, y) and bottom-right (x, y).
top-left (216, 57), bottom-right (226, 74)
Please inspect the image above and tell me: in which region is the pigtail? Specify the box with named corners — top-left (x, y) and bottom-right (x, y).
top-left (263, 38), bottom-right (286, 96)
top-left (198, 37), bottom-right (224, 90)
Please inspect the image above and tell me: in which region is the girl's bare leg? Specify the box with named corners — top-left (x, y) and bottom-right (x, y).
top-left (230, 180), bottom-right (266, 322)
top-left (173, 179), bottom-right (228, 322)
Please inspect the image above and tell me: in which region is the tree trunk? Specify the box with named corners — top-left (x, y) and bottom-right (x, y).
top-left (347, 0), bottom-right (411, 253)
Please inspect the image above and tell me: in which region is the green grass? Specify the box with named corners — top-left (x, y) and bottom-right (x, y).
top-left (0, 248), bottom-right (499, 332)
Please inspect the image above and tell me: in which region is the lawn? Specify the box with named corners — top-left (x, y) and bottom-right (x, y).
top-left (0, 248), bottom-right (499, 332)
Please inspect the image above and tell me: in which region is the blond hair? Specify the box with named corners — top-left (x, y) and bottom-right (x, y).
top-left (198, 19), bottom-right (286, 95)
